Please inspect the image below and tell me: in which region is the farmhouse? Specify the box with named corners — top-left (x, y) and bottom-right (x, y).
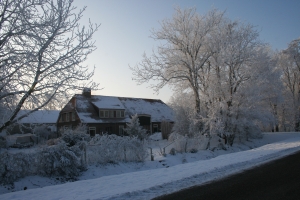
top-left (57, 89), bottom-right (174, 136)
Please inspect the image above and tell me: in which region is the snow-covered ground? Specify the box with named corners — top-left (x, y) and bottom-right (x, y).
top-left (1, 132), bottom-right (300, 200)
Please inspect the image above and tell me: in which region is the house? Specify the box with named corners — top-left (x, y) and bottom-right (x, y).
top-left (57, 88), bottom-right (174, 136)
top-left (7, 110), bottom-right (60, 134)
top-left (5, 110), bottom-right (60, 147)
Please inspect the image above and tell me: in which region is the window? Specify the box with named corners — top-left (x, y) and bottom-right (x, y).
top-left (72, 112), bottom-right (75, 121)
top-left (116, 110), bottom-right (125, 118)
top-left (100, 110), bottom-right (104, 118)
top-left (153, 124), bottom-right (158, 133)
top-left (66, 112), bottom-right (70, 122)
top-left (89, 127), bottom-right (96, 137)
top-left (109, 110), bottom-right (114, 118)
top-left (61, 113), bottom-right (66, 122)
top-left (104, 110), bottom-right (109, 118)
top-left (116, 110), bottom-right (120, 118)
top-left (119, 125), bottom-right (124, 135)
top-left (100, 110), bottom-right (125, 118)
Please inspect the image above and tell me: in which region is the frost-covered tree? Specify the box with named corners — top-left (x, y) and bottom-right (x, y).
top-left (204, 42), bottom-right (275, 142)
top-left (130, 8), bottom-right (224, 114)
top-left (277, 38), bottom-right (300, 131)
top-left (169, 92), bottom-right (194, 136)
top-left (259, 52), bottom-right (284, 132)
top-left (124, 114), bottom-right (147, 140)
top-left (136, 7), bottom-right (279, 145)
top-left (0, 0), bottom-right (99, 132)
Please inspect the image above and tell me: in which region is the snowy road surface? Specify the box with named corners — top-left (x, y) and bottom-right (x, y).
top-left (1, 134), bottom-right (300, 200)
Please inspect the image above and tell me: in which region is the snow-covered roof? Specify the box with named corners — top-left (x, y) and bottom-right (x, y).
top-left (119, 97), bottom-right (174, 122)
top-left (74, 94), bottom-right (174, 123)
top-left (17, 110), bottom-right (60, 124)
top-left (91, 96), bottom-right (125, 109)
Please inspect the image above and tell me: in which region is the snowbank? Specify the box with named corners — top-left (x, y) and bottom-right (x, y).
top-left (1, 133), bottom-right (300, 200)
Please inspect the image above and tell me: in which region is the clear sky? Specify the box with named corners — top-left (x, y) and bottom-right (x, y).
top-left (73, 0), bottom-right (300, 103)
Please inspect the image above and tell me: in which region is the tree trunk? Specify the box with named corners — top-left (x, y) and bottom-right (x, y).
top-left (295, 121), bottom-right (300, 132)
top-left (275, 125), bottom-right (279, 132)
top-left (193, 87), bottom-right (201, 114)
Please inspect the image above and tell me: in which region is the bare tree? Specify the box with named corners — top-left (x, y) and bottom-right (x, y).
top-left (130, 8), bottom-right (224, 114)
top-left (0, 0), bottom-right (99, 132)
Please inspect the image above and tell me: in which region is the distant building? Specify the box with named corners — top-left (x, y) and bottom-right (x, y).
top-left (7, 110), bottom-right (60, 134)
top-left (57, 89), bottom-right (174, 136)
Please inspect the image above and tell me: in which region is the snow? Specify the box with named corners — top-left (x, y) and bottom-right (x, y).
top-left (76, 112), bottom-right (103, 123)
top-left (92, 96), bottom-right (125, 109)
top-left (74, 95), bottom-right (174, 123)
top-left (149, 132), bottom-right (163, 141)
top-left (119, 98), bottom-right (174, 122)
top-left (17, 110), bottom-right (59, 124)
top-left (1, 132), bottom-right (300, 200)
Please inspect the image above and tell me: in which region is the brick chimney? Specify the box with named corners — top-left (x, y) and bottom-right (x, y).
top-left (82, 88), bottom-right (91, 98)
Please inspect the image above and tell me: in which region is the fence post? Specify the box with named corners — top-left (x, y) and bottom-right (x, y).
top-left (124, 147), bottom-right (127, 162)
top-left (149, 147), bottom-right (154, 161)
top-left (84, 144), bottom-right (87, 165)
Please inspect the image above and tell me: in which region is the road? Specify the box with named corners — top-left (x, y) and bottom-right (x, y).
top-left (153, 150), bottom-right (300, 200)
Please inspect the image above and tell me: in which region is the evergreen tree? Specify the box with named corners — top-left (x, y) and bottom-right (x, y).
top-left (124, 114), bottom-right (147, 140)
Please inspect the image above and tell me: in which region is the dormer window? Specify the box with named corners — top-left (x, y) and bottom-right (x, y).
top-left (116, 110), bottom-right (125, 118)
top-left (116, 110), bottom-right (121, 118)
top-left (109, 110), bottom-right (114, 118)
top-left (99, 109), bottom-right (125, 118)
top-left (100, 110), bottom-right (104, 118)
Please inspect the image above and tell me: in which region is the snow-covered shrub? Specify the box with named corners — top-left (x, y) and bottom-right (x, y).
top-left (171, 106), bottom-right (191, 136)
top-left (37, 142), bottom-right (84, 178)
top-left (203, 95), bottom-right (265, 147)
top-left (171, 104), bottom-right (206, 139)
top-left (0, 152), bottom-right (36, 185)
top-left (148, 132), bottom-right (162, 141)
top-left (169, 132), bottom-right (208, 152)
top-left (188, 113), bottom-right (206, 137)
top-left (87, 134), bottom-right (148, 164)
top-left (169, 148), bottom-right (176, 155)
top-left (47, 138), bottom-right (60, 146)
top-left (33, 124), bottom-right (51, 141)
top-left (168, 132), bottom-right (186, 153)
top-left (0, 135), bottom-right (6, 148)
top-left (124, 137), bottom-right (148, 161)
top-left (60, 126), bottom-right (91, 147)
top-left (190, 148), bottom-right (198, 153)
top-left (124, 114), bottom-right (147, 140)
top-left (169, 92), bottom-right (207, 137)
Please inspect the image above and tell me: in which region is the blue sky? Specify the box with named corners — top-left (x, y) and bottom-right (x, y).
top-left (73, 0), bottom-right (300, 103)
